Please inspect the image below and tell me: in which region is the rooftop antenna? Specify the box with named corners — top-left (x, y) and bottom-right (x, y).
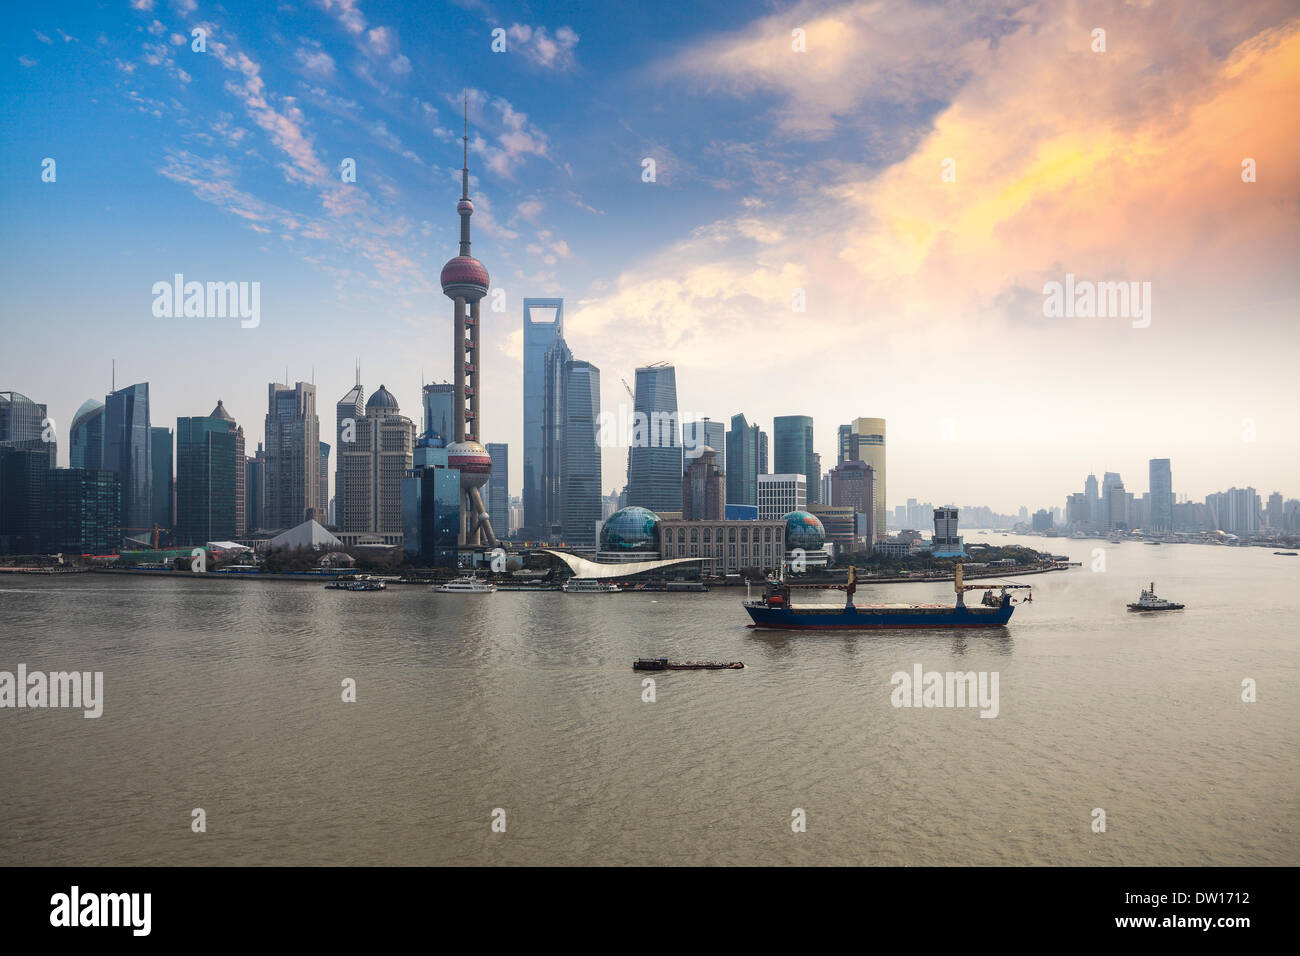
top-left (111, 359), bottom-right (115, 393)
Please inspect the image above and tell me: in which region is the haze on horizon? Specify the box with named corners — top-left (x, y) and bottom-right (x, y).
top-left (1, 0), bottom-right (1297, 515)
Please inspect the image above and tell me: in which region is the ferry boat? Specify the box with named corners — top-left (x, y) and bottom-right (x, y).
top-left (431, 577), bottom-right (496, 594)
top-left (1126, 582), bottom-right (1184, 612)
top-left (561, 578), bottom-right (621, 593)
top-left (743, 565), bottom-right (1030, 630)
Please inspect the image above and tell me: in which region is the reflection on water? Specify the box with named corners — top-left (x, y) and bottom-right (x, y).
top-left (0, 535), bottom-right (1296, 866)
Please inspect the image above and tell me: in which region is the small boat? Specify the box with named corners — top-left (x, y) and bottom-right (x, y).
top-left (326, 576), bottom-right (386, 591)
top-left (562, 578), bottom-right (621, 593)
top-left (1127, 582), bottom-right (1184, 612)
top-left (1274, 551), bottom-right (1298, 557)
top-left (432, 577), bottom-right (496, 593)
top-left (633, 658), bottom-right (745, 671)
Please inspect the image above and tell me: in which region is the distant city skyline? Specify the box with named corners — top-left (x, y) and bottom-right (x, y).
top-left (2, 2), bottom-right (1297, 511)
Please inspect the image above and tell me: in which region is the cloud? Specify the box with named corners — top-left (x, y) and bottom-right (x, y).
top-left (505, 23), bottom-right (580, 70)
top-left (296, 47), bottom-right (336, 76)
top-left (34, 30), bottom-right (53, 44)
top-left (579, 2), bottom-right (1300, 384)
top-left (463, 89), bottom-right (551, 177)
top-left (18, 55), bottom-right (37, 67)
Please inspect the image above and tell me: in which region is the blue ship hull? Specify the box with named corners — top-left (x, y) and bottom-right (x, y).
top-left (744, 600), bottom-right (1014, 630)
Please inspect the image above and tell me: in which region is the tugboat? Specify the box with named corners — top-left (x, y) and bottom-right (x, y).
top-left (1127, 582), bottom-right (1184, 612)
top-left (743, 564), bottom-right (1030, 630)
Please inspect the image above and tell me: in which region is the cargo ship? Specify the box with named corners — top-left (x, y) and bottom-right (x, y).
top-left (743, 565), bottom-right (1030, 630)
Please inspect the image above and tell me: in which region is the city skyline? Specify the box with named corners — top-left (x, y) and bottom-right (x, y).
top-left (3, 1), bottom-right (1298, 512)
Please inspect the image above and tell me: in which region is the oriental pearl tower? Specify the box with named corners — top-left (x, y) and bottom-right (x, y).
top-left (441, 95), bottom-right (498, 548)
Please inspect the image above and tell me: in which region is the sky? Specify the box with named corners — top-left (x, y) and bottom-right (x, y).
top-left (1, 0), bottom-right (1298, 515)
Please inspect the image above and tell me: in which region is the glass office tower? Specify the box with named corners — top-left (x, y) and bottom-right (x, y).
top-left (561, 361), bottom-right (602, 547)
top-left (626, 363), bottom-right (681, 514)
top-left (103, 383), bottom-right (152, 536)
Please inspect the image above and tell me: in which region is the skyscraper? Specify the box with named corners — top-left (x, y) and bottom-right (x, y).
top-left (1102, 472), bottom-right (1126, 530)
top-left (486, 442), bottom-right (509, 540)
top-left (70, 399), bottom-right (104, 470)
top-left (439, 98), bottom-right (497, 548)
top-left (561, 360), bottom-right (602, 546)
top-left (150, 426), bottom-right (173, 533)
top-left (334, 373), bottom-right (365, 531)
top-left (421, 383), bottom-right (455, 447)
top-left (774, 415), bottom-right (816, 506)
top-left (245, 443), bottom-right (266, 534)
top-left (0, 390), bottom-right (55, 468)
top-left (757, 473), bottom-right (806, 520)
top-left (841, 417), bottom-right (886, 541)
top-left (176, 409), bottom-right (238, 545)
top-left (103, 383), bottom-right (152, 536)
top-left (336, 385), bottom-right (415, 542)
top-left (320, 442), bottom-right (330, 524)
top-left (263, 381), bottom-right (320, 530)
top-left (1149, 458), bottom-right (1173, 532)
top-left (42, 468), bottom-right (119, 555)
top-left (522, 298), bottom-right (564, 540)
top-left (726, 413), bottom-right (760, 508)
top-left (627, 363), bottom-right (682, 514)
top-left (683, 446), bottom-right (725, 520)
top-left (1085, 473), bottom-right (1100, 528)
top-left (683, 418), bottom-right (725, 472)
top-left (542, 333), bottom-right (573, 539)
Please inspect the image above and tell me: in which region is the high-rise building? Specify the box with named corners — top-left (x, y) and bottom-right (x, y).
top-left (682, 445), bottom-right (725, 520)
top-left (176, 411), bottom-right (238, 545)
top-left (319, 442), bottom-right (330, 525)
top-left (1148, 458), bottom-right (1173, 532)
top-left (402, 464), bottom-right (461, 568)
top-left (840, 418), bottom-right (886, 541)
top-left (486, 443), bottom-right (509, 540)
top-left (683, 418), bottom-right (725, 472)
top-left (0, 446), bottom-right (48, 553)
top-left (421, 383), bottom-right (455, 448)
top-left (336, 385), bottom-right (415, 544)
top-left (1266, 491), bottom-right (1283, 529)
top-left (150, 426), bottom-right (173, 533)
top-left (70, 399), bottom-right (105, 470)
top-left (758, 473), bottom-right (806, 520)
top-left (774, 415), bottom-right (816, 507)
top-left (1031, 509), bottom-right (1052, 532)
top-left (245, 443), bottom-right (266, 533)
top-left (0, 390), bottom-right (56, 468)
top-left (1101, 472), bottom-right (1127, 531)
top-left (726, 413), bottom-right (761, 508)
top-left (103, 383), bottom-right (152, 537)
top-left (1206, 487), bottom-right (1261, 535)
top-left (811, 452), bottom-right (821, 506)
top-left (522, 298), bottom-right (564, 540)
top-left (933, 506), bottom-right (964, 555)
top-left (821, 472), bottom-right (833, 505)
top-left (541, 333), bottom-right (573, 539)
top-left (627, 363), bottom-right (682, 514)
top-left (440, 100), bottom-right (497, 549)
top-left (561, 361), bottom-right (602, 547)
top-left (830, 459), bottom-right (875, 519)
top-left (42, 468), bottom-right (120, 554)
top-left (263, 381), bottom-right (321, 530)
top-left (204, 401), bottom-right (245, 536)
top-left (1085, 473), bottom-right (1100, 528)
top-left (334, 374), bottom-right (365, 531)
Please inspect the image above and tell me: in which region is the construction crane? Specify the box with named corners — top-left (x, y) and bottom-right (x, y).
top-left (120, 525), bottom-right (163, 550)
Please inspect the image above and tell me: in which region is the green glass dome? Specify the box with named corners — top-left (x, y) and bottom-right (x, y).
top-left (600, 506), bottom-right (661, 552)
top-left (783, 510), bottom-right (825, 550)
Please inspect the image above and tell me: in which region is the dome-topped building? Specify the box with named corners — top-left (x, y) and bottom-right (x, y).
top-left (365, 384), bottom-right (399, 413)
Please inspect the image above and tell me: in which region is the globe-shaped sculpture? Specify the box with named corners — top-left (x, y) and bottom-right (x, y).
top-left (783, 511), bottom-right (825, 551)
top-left (599, 506), bottom-right (661, 553)
top-left (440, 255), bottom-right (489, 301)
top-left (446, 440), bottom-right (491, 489)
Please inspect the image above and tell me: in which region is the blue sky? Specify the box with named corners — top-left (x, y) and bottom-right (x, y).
top-left (2, 0), bottom-right (1298, 511)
